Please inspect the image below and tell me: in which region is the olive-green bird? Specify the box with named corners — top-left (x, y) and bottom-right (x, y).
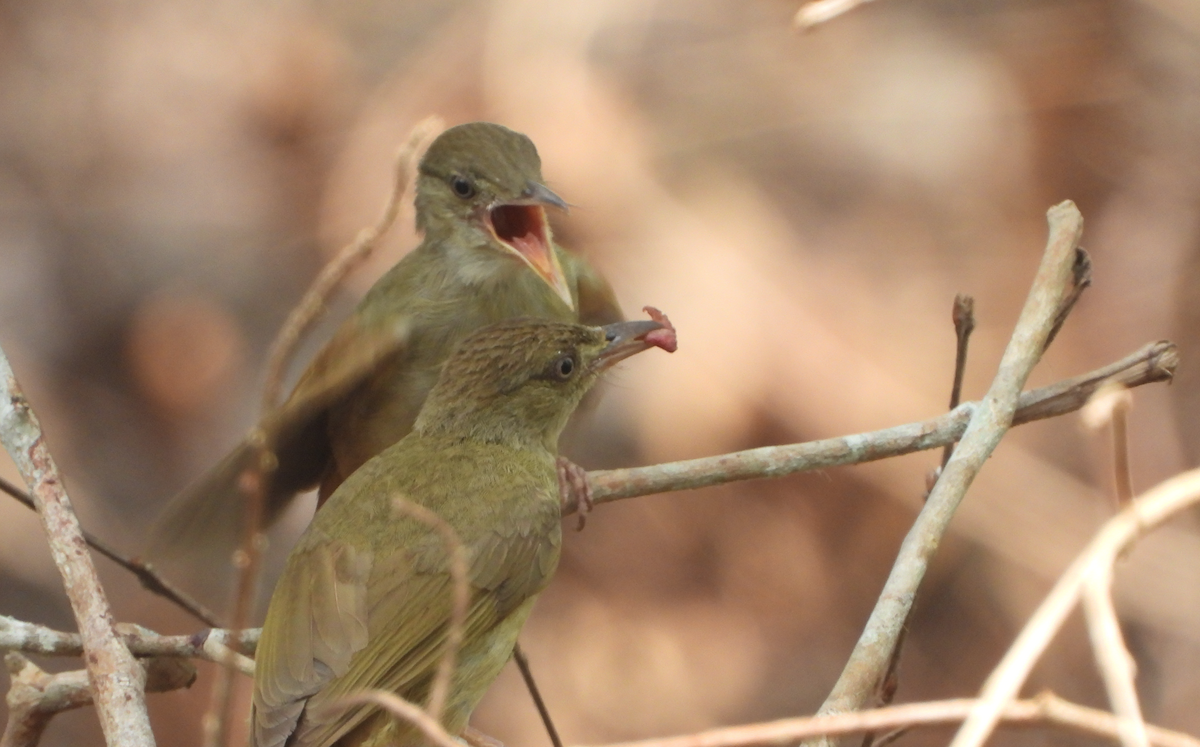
top-left (251, 317), bottom-right (673, 747)
top-left (145, 122), bottom-right (624, 566)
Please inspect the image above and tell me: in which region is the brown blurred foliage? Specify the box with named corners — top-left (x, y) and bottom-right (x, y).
top-left (1, 0), bottom-right (1199, 745)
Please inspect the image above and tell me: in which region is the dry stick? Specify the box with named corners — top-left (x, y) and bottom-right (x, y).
top-left (0, 346), bottom-right (157, 747)
top-left (941, 294), bottom-right (976, 469)
top-left (862, 295), bottom-right (977, 747)
top-left (202, 117), bottom-right (443, 747)
top-left (390, 498), bottom-right (469, 725)
top-left (793, 0), bottom-right (875, 30)
top-left (0, 476), bottom-right (222, 628)
top-left (512, 644), bottom-right (566, 747)
top-left (582, 691), bottom-right (1200, 747)
top-left (3, 652), bottom-right (196, 747)
top-left (1082, 565), bottom-right (1148, 747)
top-left (950, 466), bottom-right (1200, 747)
top-left (0, 615), bottom-right (258, 664)
top-left (260, 115), bottom-right (442, 411)
top-left (583, 338), bottom-right (1175, 511)
top-left (326, 691), bottom-right (461, 747)
top-left (803, 200), bottom-right (1084, 746)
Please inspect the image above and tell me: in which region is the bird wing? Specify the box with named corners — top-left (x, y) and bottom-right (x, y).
top-left (254, 504), bottom-right (561, 747)
top-left (143, 314), bottom-right (410, 567)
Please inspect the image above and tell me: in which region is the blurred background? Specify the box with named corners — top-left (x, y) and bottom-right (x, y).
top-left (2, 0), bottom-right (1199, 744)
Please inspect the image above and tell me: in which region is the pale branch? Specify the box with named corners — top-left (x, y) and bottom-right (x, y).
top-left (0, 346), bottom-right (156, 747)
top-left (582, 338), bottom-right (1175, 510)
top-left (322, 691), bottom-right (461, 747)
top-left (1082, 565), bottom-right (1148, 747)
top-left (260, 114), bottom-right (442, 411)
top-left (3, 653), bottom-right (195, 747)
top-left (808, 200), bottom-right (1085, 743)
top-left (582, 692), bottom-right (1200, 747)
top-left (0, 476), bottom-right (221, 628)
top-left (390, 498), bottom-right (469, 725)
top-left (950, 466), bottom-right (1200, 747)
top-left (793, 0), bottom-right (875, 30)
top-left (0, 615), bottom-right (257, 663)
top-left (206, 116), bottom-right (444, 747)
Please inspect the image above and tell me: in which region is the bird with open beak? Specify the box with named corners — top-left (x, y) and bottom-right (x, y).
top-left (252, 317), bottom-right (676, 747)
top-left (146, 122), bottom-right (657, 571)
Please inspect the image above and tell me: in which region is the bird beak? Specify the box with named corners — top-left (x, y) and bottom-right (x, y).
top-left (520, 181), bottom-right (569, 212)
top-left (595, 310), bottom-right (678, 370)
top-left (487, 182), bottom-right (574, 310)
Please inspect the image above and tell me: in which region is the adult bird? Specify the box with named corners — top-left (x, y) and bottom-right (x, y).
top-left (146, 122), bottom-right (625, 567)
top-left (251, 317), bottom-right (675, 747)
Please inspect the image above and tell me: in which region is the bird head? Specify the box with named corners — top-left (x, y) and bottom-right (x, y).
top-left (414, 315), bottom-right (676, 451)
top-left (415, 122), bottom-right (574, 309)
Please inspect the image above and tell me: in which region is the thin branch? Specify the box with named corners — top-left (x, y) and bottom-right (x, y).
top-left (391, 497), bottom-right (469, 725)
top-left (941, 294), bottom-right (976, 469)
top-left (324, 691), bottom-right (461, 747)
top-left (0, 615), bottom-right (257, 664)
top-left (204, 115), bottom-right (443, 747)
top-left (0, 346), bottom-right (156, 747)
top-left (513, 643), bottom-right (565, 747)
top-left (260, 115), bottom-right (442, 411)
top-left (582, 692), bottom-right (1200, 747)
top-left (1083, 382), bottom-right (1135, 506)
top-left (1082, 565), bottom-right (1148, 747)
top-left (793, 0), bottom-right (876, 30)
top-left (3, 653), bottom-right (195, 747)
top-left (583, 339), bottom-right (1175, 511)
top-left (1042, 247), bottom-right (1092, 353)
top-left (808, 200), bottom-right (1085, 741)
top-left (0, 476), bottom-right (221, 628)
top-left (950, 467), bottom-right (1200, 747)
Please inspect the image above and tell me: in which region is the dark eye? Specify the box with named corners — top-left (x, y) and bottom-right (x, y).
top-left (552, 355), bottom-right (576, 380)
top-left (450, 175), bottom-right (475, 198)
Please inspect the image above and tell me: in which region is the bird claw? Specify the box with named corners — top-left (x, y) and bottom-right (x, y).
top-left (557, 456), bottom-right (593, 531)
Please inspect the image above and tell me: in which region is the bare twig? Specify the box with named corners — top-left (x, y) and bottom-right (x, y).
top-left (0, 615), bottom-right (257, 664)
top-left (1082, 565), bottom-right (1148, 747)
top-left (950, 467), bottom-right (1200, 747)
top-left (391, 497), bottom-right (469, 725)
top-left (261, 115), bottom-right (442, 411)
top-left (202, 116), bottom-right (443, 747)
top-left (941, 294), bottom-right (976, 469)
top-left (0, 346), bottom-right (156, 747)
top-left (793, 0), bottom-right (876, 30)
top-left (1083, 382), bottom-right (1135, 506)
top-left (584, 339), bottom-right (1175, 511)
top-left (583, 692), bottom-right (1200, 747)
top-left (1043, 247), bottom-right (1092, 351)
top-left (3, 653), bottom-right (195, 747)
top-left (513, 643), bottom-right (565, 747)
top-left (323, 691), bottom-right (461, 747)
top-left (806, 201), bottom-right (1085, 743)
top-left (0, 476), bottom-right (221, 627)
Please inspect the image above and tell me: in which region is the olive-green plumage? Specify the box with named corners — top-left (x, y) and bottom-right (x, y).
top-left (251, 318), bottom-right (663, 747)
top-left (146, 122), bottom-right (622, 566)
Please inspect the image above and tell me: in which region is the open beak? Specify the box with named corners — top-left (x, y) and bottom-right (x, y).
top-left (487, 181), bottom-right (573, 310)
top-left (594, 309), bottom-right (678, 371)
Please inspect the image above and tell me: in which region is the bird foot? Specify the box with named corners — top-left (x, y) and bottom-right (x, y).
top-left (557, 456), bottom-right (593, 531)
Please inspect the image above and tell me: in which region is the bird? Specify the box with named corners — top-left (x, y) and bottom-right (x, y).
top-left (145, 121), bottom-right (626, 568)
top-left (251, 316), bottom-right (675, 747)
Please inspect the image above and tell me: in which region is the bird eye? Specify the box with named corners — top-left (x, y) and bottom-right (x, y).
top-left (553, 355), bottom-right (576, 380)
top-left (450, 175), bottom-right (475, 198)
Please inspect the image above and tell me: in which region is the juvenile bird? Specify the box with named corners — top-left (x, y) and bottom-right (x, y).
top-left (251, 317), bottom-right (675, 747)
top-left (146, 122), bottom-right (625, 566)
